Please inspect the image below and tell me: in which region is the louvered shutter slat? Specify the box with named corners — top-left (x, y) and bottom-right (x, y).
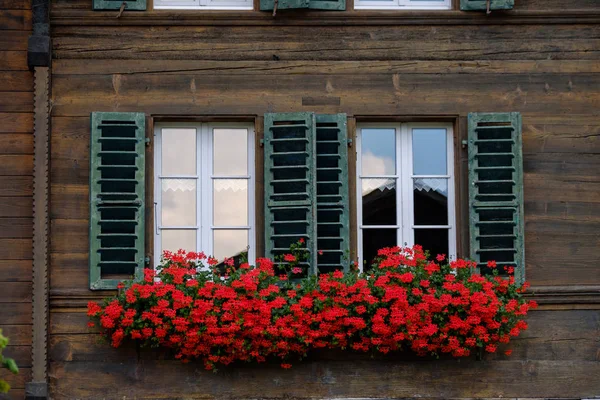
top-left (468, 112), bottom-right (524, 284)
top-left (260, 0), bottom-right (344, 11)
top-left (264, 113), bottom-right (317, 275)
top-left (315, 113), bottom-right (350, 273)
top-left (90, 112), bottom-right (145, 290)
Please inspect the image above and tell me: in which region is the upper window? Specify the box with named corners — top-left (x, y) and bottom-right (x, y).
top-left (153, 0), bottom-right (252, 10)
top-left (154, 122), bottom-right (255, 266)
top-left (354, 0), bottom-right (450, 9)
top-left (356, 122), bottom-right (456, 271)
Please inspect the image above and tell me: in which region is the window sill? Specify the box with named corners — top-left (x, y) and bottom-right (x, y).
top-left (51, 9), bottom-right (600, 26)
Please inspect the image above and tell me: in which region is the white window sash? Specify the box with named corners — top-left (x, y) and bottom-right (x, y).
top-left (354, 0), bottom-right (450, 10)
top-left (154, 0), bottom-right (252, 10)
top-left (154, 122), bottom-right (255, 269)
top-left (356, 122), bottom-right (456, 271)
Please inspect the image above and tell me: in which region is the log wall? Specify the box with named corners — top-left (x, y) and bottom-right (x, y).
top-left (47, 0), bottom-right (600, 398)
top-left (0, 0), bottom-right (34, 398)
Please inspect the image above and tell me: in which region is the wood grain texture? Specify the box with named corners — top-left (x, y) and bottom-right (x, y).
top-left (0, 260), bottom-right (33, 281)
top-left (46, 310), bottom-right (600, 399)
top-left (0, 134), bottom-right (34, 154)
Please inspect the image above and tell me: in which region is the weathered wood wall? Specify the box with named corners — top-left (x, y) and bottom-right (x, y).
top-left (0, 0), bottom-right (34, 398)
top-left (48, 0), bottom-right (600, 398)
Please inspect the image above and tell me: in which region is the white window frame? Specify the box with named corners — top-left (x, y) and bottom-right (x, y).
top-left (354, 0), bottom-right (450, 10)
top-left (154, 0), bottom-right (252, 10)
top-left (356, 122), bottom-right (456, 271)
top-left (154, 122), bottom-right (256, 268)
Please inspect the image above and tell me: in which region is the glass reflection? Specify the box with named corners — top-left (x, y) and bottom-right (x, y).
top-left (213, 230), bottom-right (248, 260)
top-left (362, 229), bottom-right (397, 271)
top-left (161, 179), bottom-right (196, 226)
top-left (361, 179), bottom-right (396, 225)
top-left (414, 229), bottom-right (449, 260)
top-left (213, 179), bottom-right (248, 226)
top-left (361, 128), bottom-right (396, 176)
top-left (412, 128), bottom-right (447, 175)
top-left (161, 128), bottom-right (196, 176)
top-left (161, 230), bottom-right (196, 253)
top-left (213, 129), bottom-right (248, 175)
top-left (413, 178), bottom-right (448, 225)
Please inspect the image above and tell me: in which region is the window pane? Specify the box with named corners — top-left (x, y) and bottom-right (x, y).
top-left (412, 128), bottom-right (447, 175)
top-left (361, 178), bottom-right (396, 225)
top-left (161, 128), bottom-right (196, 176)
top-left (213, 128), bottom-right (248, 175)
top-left (413, 178), bottom-right (448, 225)
top-left (161, 230), bottom-right (196, 254)
top-left (161, 179), bottom-right (196, 226)
top-left (414, 228), bottom-right (449, 260)
top-left (213, 230), bottom-right (248, 260)
top-left (361, 128), bottom-right (396, 175)
top-left (362, 228), bottom-right (397, 271)
top-left (213, 179), bottom-right (248, 226)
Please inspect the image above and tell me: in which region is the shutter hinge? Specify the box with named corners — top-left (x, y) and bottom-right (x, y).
top-left (461, 139), bottom-right (468, 149)
top-left (145, 257), bottom-right (151, 265)
top-left (145, 137), bottom-right (151, 146)
top-left (347, 138), bottom-right (353, 147)
top-left (260, 139), bottom-right (264, 147)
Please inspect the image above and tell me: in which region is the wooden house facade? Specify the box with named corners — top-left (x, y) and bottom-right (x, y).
top-left (0, 0), bottom-right (599, 398)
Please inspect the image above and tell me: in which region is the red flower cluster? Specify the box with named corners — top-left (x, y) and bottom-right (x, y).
top-left (87, 246), bottom-right (536, 370)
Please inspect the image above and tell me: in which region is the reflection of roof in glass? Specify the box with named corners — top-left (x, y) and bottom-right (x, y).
top-left (362, 178), bottom-right (447, 197)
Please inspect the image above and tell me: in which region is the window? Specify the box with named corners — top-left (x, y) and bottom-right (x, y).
top-left (153, 0), bottom-right (252, 10)
top-left (154, 122), bottom-right (255, 266)
top-left (356, 122), bottom-right (456, 271)
top-left (354, 0), bottom-right (451, 10)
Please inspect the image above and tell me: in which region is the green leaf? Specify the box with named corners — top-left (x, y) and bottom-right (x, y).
top-left (4, 358), bottom-right (18, 374)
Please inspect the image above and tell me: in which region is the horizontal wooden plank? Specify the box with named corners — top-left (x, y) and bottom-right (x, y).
top-left (0, 92), bottom-right (33, 113)
top-left (0, 113), bottom-right (32, 133)
top-left (0, 155), bottom-right (33, 175)
top-left (49, 184), bottom-right (88, 220)
top-left (525, 201), bottom-right (600, 223)
top-left (0, 239), bottom-right (31, 260)
top-left (52, 25), bottom-right (600, 61)
top-left (48, 310), bottom-right (599, 362)
top-left (48, 358), bottom-right (600, 399)
top-left (0, 282), bottom-right (30, 302)
top-left (50, 253), bottom-right (88, 292)
top-left (1, 345), bottom-right (31, 368)
top-left (0, 176), bottom-right (32, 196)
top-left (524, 153), bottom-right (600, 178)
top-left (52, 59), bottom-right (600, 76)
top-left (0, 133), bottom-right (33, 154)
top-left (0, 260), bottom-right (32, 281)
top-left (0, 218), bottom-right (33, 238)
top-left (0, 10), bottom-right (31, 31)
top-left (0, 366), bottom-right (30, 389)
top-left (51, 219), bottom-right (88, 254)
top-left (0, 31), bottom-right (28, 51)
top-left (51, 73), bottom-right (600, 117)
top-left (0, 197), bottom-right (32, 217)
top-left (0, 302), bottom-right (30, 324)
top-left (0, 51), bottom-right (27, 71)
top-left (0, 72), bottom-right (33, 91)
top-left (0, 325), bottom-right (30, 346)
top-left (524, 173), bottom-right (600, 204)
top-left (0, 0), bottom-right (30, 8)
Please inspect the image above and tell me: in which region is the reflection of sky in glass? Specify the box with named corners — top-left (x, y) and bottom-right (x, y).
top-left (162, 180), bottom-right (196, 226)
top-left (162, 230), bottom-right (196, 253)
top-left (213, 129), bottom-right (247, 175)
top-left (412, 128), bottom-right (447, 175)
top-left (161, 128), bottom-right (196, 176)
top-left (214, 230), bottom-right (248, 260)
top-left (213, 180), bottom-right (248, 226)
top-left (361, 128), bottom-right (396, 175)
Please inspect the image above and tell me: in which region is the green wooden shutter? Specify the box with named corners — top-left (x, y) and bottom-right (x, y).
top-left (93, 0), bottom-right (146, 10)
top-left (315, 114), bottom-right (349, 273)
top-left (460, 0), bottom-right (513, 11)
top-left (264, 113), bottom-right (317, 274)
top-left (260, 0), bottom-right (344, 11)
top-left (468, 112), bottom-right (524, 284)
top-left (89, 112), bottom-right (145, 290)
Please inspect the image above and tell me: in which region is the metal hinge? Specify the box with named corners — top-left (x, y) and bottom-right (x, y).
top-left (145, 137), bottom-right (151, 146)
